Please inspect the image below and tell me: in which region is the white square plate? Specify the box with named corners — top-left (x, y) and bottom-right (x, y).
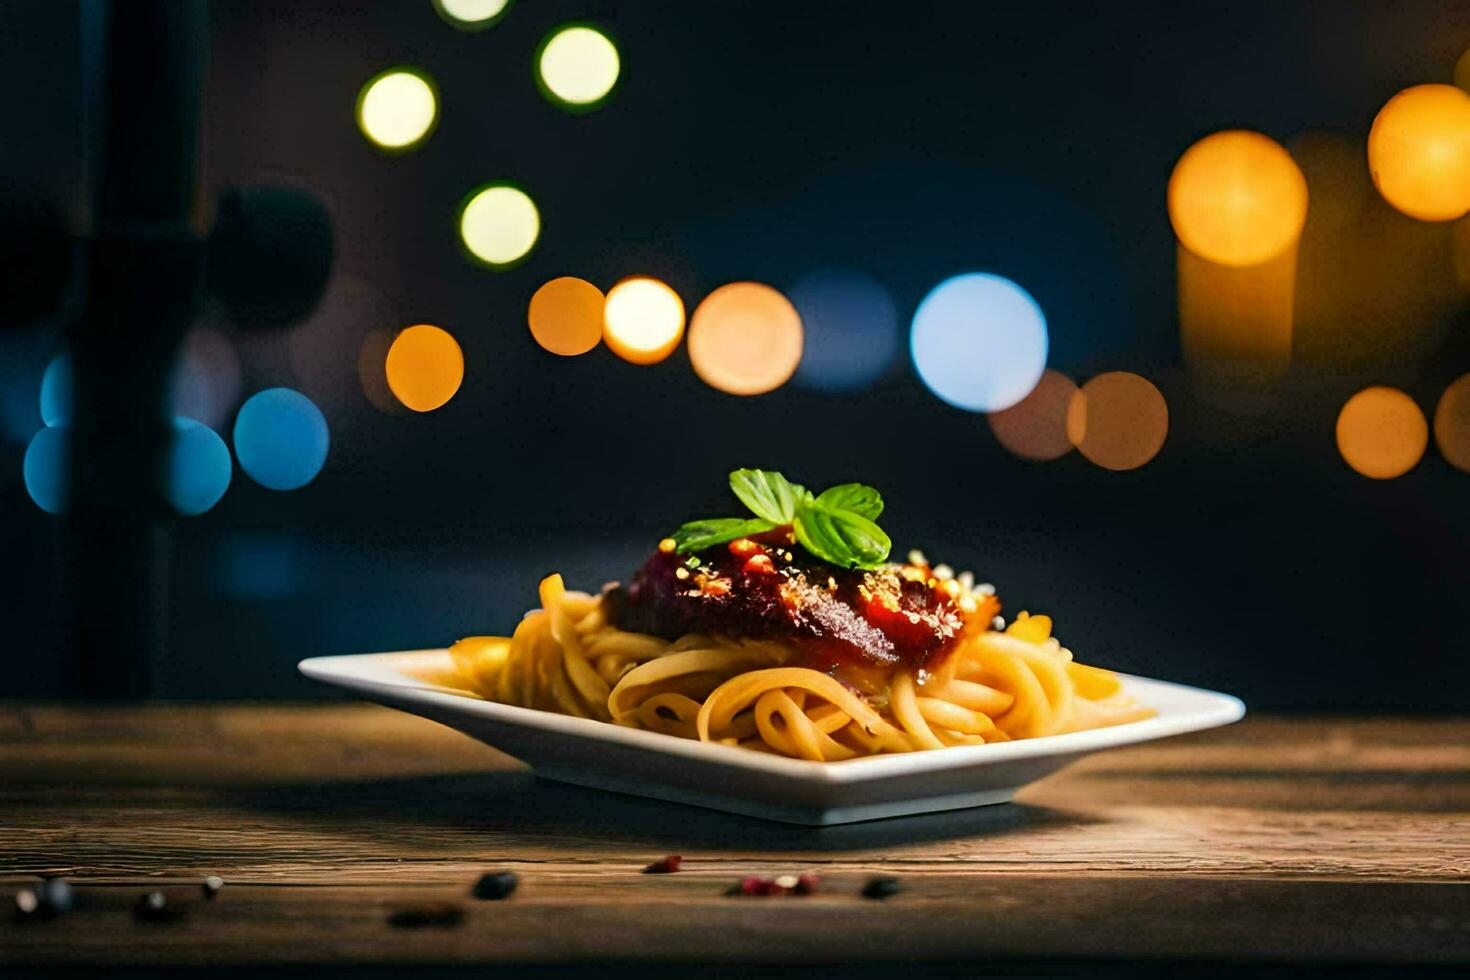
top-left (300, 650), bottom-right (1244, 825)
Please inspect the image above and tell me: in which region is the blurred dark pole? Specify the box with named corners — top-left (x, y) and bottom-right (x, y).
top-left (68, 0), bottom-right (208, 697)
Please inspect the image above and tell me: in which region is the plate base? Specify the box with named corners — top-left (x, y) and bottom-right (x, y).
top-left (534, 765), bottom-right (1016, 826)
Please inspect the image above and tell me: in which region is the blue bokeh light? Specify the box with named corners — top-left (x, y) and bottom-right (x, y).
top-left (910, 272), bottom-right (1049, 413)
top-left (39, 354), bottom-right (72, 426)
top-left (789, 268), bottom-right (899, 393)
top-left (23, 426), bottom-right (69, 514)
top-left (167, 417), bottom-right (233, 516)
top-left (233, 388), bottom-right (329, 491)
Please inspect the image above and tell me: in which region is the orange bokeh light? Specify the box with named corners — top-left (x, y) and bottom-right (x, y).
top-left (986, 369), bottom-right (1078, 461)
top-left (528, 277), bottom-right (604, 356)
top-left (1367, 84), bottom-right (1470, 222)
top-left (1066, 372), bottom-right (1169, 471)
top-left (385, 324), bottom-right (465, 412)
top-left (1168, 130), bottom-right (1309, 267)
top-left (1335, 386), bottom-right (1427, 479)
top-left (1433, 374), bottom-right (1470, 474)
top-left (688, 282), bottom-right (804, 396)
top-left (602, 277), bottom-right (686, 365)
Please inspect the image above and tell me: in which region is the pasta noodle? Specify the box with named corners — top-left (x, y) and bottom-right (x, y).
top-left (449, 572), bottom-right (1154, 762)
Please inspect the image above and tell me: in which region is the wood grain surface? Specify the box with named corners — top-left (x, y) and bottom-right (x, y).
top-left (1, 704), bottom-right (1467, 969)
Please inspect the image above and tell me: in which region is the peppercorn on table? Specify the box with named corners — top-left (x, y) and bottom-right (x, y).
top-left (0, 704), bottom-right (1467, 974)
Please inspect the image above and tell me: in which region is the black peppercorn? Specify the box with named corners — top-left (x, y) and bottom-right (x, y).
top-left (861, 876), bottom-right (903, 900)
top-left (471, 871), bottom-right (519, 900)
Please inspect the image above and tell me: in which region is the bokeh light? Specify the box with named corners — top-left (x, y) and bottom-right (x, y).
top-left (432, 0), bottom-right (510, 30)
top-left (166, 417), bottom-right (232, 517)
top-left (987, 369), bottom-right (1078, 462)
top-left (688, 282), bottom-right (804, 396)
top-left (1168, 130), bottom-right (1309, 267)
top-left (910, 272), bottom-right (1048, 413)
top-left (536, 25), bottom-right (620, 110)
top-left (788, 268), bottom-right (898, 393)
top-left (1367, 84), bottom-right (1470, 222)
top-left (233, 388), bottom-right (330, 491)
top-left (1066, 372), bottom-right (1168, 471)
top-left (356, 68), bottom-right (438, 152)
top-left (23, 425), bottom-right (68, 514)
top-left (169, 328), bottom-right (241, 430)
top-left (39, 353), bottom-right (71, 426)
top-left (458, 184), bottom-right (539, 268)
top-left (528, 277), bottom-right (604, 356)
top-left (385, 324), bottom-right (464, 412)
top-left (1334, 386), bottom-right (1427, 480)
top-left (1432, 374), bottom-right (1470, 474)
top-left (602, 277), bottom-right (686, 365)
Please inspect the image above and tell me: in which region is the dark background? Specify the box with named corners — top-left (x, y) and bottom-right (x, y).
top-left (2, 0), bottom-right (1467, 706)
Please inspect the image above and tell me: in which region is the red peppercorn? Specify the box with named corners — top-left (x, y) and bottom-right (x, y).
top-left (793, 874), bottom-right (820, 895)
top-left (738, 876), bottom-right (765, 895)
top-left (728, 538), bottom-right (761, 558)
top-left (642, 855), bottom-right (682, 874)
top-left (743, 554), bottom-right (775, 576)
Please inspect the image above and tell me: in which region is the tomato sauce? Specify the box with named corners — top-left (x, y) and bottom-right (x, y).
top-left (605, 529), bottom-right (989, 677)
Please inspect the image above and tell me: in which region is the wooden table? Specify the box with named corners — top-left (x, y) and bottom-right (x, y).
top-left (1, 705), bottom-right (1467, 974)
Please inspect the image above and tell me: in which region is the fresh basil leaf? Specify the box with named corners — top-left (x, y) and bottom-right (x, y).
top-left (792, 504), bottom-right (892, 569)
top-left (671, 517), bottom-right (777, 553)
top-left (728, 469), bottom-right (804, 524)
top-left (814, 483), bottom-right (883, 521)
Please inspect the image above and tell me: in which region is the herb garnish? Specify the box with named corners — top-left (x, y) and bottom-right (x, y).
top-left (670, 469), bottom-right (892, 570)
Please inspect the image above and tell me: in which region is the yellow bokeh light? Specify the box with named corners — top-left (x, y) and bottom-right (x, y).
top-left (1066, 372), bottom-right (1168, 471)
top-left (1335, 386), bottom-right (1427, 479)
top-left (1367, 84), bottom-right (1470, 222)
top-left (1168, 130), bottom-right (1309, 267)
top-left (356, 68), bottom-right (438, 151)
top-left (603, 277), bottom-right (685, 365)
top-left (537, 25), bottom-right (620, 109)
top-left (1433, 373), bottom-right (1470, 474)
top-left (433, 0), bottom-right (510, 29)
top-left (458, 184), bottom-right (540, 268)
top-left (528, 277), bottom-right (604, 356)
top-left (687, 282), bottom-right (804, 396)
top-left (987, 369), bottom-right (1078, 462)
top-left (385, 324), bottom-right (465, 413)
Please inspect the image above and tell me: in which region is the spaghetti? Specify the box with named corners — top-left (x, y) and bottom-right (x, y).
top-left (449, 470), bottom-right (1151, 761)
top-left (448, 565), bottom-right (1152, 762)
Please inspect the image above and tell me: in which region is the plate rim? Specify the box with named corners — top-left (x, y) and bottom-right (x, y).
top-left (300, 649), bottom-right (1245, 783)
